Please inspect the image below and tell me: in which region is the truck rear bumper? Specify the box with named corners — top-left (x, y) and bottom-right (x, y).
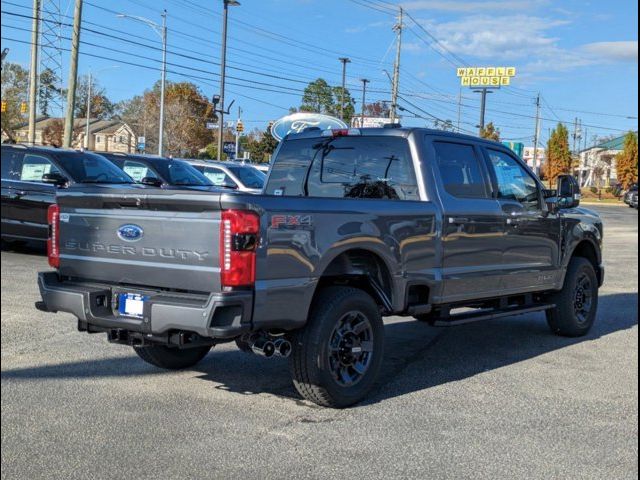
top-left (37, 272), bottom-right (253, 339)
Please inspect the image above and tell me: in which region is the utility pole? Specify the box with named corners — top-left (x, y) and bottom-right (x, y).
top-left (158, 10), bottom-right (167, 156)
top-left (217, 0), bottom-right (240, 162)
top-left (572, 117), bottom-right (578, 154)
top-left (84, 69), bottom-right (91, 149)
top-left (360, 78), bottom-right (369, 127)
top-left (475, 88), bottom-right (491, 135)
top-left (389, 7), bottom-right (403, 122)
top-left (63, 0), bottom-right (82, 148)
top-left (532, 93), bottom-right (541, 175)
top-left (456, 87), bottom-right (462, 133)
top-left (338, 57), bottom-right (350, 122)
top-left (27, 0), bottom-right (41, 145)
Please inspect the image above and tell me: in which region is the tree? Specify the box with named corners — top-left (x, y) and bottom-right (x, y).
top-left (364, 101), bottom-right (390, 118)
top-left (434, 119), bottom-right (454, 131)
top-left (331, 86), bottom-right (355, 124)
top-left (42, 118), bottom-right (64, 147)
top-left (38, 68), bottom-right (63, 117)
top-left (1, 62), bottom-right (29, 141)
top-left (480, 122), bottom-right (500, 141)
top-left (616, 131), bottom-right (638, 189)
top-left (300, 78), bottom-right (335, 114)
top-left (246, 126), bottom-right (279, 163)
top-left (544, 123), bottom-right (573, 185)
top-left (74, 75), bottom-right (115, 119)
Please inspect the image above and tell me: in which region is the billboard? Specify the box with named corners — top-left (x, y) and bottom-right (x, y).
top-left (457, 66), bottom-right (517, 89)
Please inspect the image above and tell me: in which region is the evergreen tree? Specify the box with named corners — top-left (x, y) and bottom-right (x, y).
top-left (616, 131), bottom-right (638, 189)
top-left (544, 123), bottom-right (573, 185)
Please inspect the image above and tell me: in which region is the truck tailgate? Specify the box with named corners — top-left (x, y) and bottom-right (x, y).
top-left (56, 189), bottom-right (224, 293)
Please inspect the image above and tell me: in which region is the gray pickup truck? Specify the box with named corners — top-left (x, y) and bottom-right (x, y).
top-left (37, 127), bottom-right (604, 407)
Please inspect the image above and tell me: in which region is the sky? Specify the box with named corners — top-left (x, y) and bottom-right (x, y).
top-left (1, 0), bottom-right (638, 147)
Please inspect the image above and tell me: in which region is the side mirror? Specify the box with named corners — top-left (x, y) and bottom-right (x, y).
top-left (140, 176), bottom-right (163, 188)
top-left (42, 172), bottom-right (69, 187)
top-left (556, 174), bottom-right (581, 210)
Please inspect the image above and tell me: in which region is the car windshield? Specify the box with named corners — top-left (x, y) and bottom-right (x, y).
top-left (52, 152), bottom-right (134, 184)
top-left (151, 159), bottom-right (212, 186)
top-left (226, 165), bottom-right (266, 189)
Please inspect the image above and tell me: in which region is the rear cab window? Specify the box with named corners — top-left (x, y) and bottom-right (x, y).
top-left (152, 160), bottom-right (212, 186)
top-left (226, 166), bottom-right (265, 189)
top-left (266, 135), bottom-right (419, 200)
top-left (122, 160), bottom-right (158, 182)
top-left (20, 154), bottom-right (61, 182)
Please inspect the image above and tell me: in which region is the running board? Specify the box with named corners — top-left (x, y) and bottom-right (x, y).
top-left (433, 304), bottom-right (555, 327)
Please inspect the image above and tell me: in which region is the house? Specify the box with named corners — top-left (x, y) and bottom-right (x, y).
top-left (9, 117), bottom-right (137, 153)
top-left (578, 132), bottom-right (637, 187)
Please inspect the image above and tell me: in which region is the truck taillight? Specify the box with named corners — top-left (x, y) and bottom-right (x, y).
top-left (220, 210), bottom-right (259, 288)
top-left (47, 204), bottom-right (60, 268)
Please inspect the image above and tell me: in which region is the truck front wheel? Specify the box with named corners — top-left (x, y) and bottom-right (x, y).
top-left (546, 257), bottom-right (599, 337)
top-left (133, 345), bottom-right (211, 370)
top-left (290, 287), bottom-right (384, 408)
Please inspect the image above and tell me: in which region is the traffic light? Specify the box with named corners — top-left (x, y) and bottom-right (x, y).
top-left (20, 102), bottom-right (27, 113)
top-left (1, 101), bottom-right (6, 113)
top-left (236, 120), bottom-right (244, 133)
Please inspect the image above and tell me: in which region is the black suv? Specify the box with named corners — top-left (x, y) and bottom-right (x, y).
top-left (1, 145), bottom-right (135, 243)
top-left (98, 152), bottom-right (219, 191)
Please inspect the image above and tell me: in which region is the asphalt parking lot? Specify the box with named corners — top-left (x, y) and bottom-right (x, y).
top-left (1, 204), bottom-right (637, 480)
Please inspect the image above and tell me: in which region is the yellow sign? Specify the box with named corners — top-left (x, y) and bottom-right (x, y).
top-left (20, 102), bottom-right (28, 113)
top-left (457, 66), bottom-right (516, 88)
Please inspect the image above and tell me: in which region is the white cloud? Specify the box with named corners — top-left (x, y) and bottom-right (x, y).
top-left (581, 41), bottom-right (638, 62)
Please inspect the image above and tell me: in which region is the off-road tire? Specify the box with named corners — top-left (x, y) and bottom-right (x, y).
top-left (546, 257), bottom-right (599, 337)
top-left (290, 287), bottom-right (384, 408)
top-left (134, 345), bottom-right (211, 369)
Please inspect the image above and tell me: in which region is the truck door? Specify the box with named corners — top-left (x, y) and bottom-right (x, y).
top-left (482, 147), bottom-right (561, 290)
top-left (9, 152), bottom-right (58, 241)
top-left (427, 138), bottom-right (506, 302)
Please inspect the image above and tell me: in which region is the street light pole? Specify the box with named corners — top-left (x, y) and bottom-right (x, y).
top-left (339, 57), bottom-right (350, 122)
top-left (85, 70), bottom-right (91, 149)
top-left (117, 10), bottom-right (167, 156)
top-left (217, 0), bottom-right (240, 162)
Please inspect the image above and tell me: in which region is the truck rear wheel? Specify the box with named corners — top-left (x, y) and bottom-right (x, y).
top-left (290, 287), bottom-right (384, 408)
top-left (546, 257), bottom-right (599, 337)
top-left (133, 345), bottom-right (211, 370)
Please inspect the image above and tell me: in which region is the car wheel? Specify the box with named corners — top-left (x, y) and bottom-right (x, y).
top-left (290, 286), bottom-right (384, 408)
top-left (546, 257), bottom-right (599, 337)
top-left (133, 344), bottom-right (211, 370)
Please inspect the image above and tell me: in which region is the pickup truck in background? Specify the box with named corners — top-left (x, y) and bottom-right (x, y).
top-left (37, 127), bottom-right (604, 407)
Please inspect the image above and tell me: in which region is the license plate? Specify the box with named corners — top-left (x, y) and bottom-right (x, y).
top-left (118, 293), bottom-right (148, 318)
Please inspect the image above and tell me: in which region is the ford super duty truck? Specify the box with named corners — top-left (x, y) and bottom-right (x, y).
top-left (37, 127), bottom-right (604, 408)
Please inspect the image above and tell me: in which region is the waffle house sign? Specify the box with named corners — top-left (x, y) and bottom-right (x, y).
top-left (457, 67), bottom-right (517, 88)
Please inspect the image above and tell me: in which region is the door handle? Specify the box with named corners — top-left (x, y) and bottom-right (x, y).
top-left (11, 191), bottom-right (27, 199)
top-left (449, 217), bottom-right (470, 225)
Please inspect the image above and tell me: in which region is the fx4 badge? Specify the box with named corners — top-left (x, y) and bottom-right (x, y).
top-left (271, 214), bottom-right (313, 229)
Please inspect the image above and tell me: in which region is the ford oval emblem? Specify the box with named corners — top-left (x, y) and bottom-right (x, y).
top-left (271, 113), bottom-right (348, 141)
top-left (117, 224), bottom-right (144, 242)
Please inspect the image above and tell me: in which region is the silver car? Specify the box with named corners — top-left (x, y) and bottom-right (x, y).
top-left (183, 159), bottom-right (266, 194)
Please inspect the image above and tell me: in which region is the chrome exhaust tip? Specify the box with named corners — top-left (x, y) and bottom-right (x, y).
top-left (274, 338), bottom-right (292, 358)
top-left (250, 337), bottom-right (275, 358)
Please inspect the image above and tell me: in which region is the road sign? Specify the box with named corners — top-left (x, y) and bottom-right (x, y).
top-left (137, 136), bottom-right (145, 151)
top-left (223, 141), bottom-right (236, 154)
top-left (457, 66), bottom-right (516, 89)
top-left (206, 122), bottom-right (219, 130)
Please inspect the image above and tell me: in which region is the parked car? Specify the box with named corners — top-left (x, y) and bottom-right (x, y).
top-left (99, 152), bottom-right (218, 191)
top-left (1, 144), bottom-right (136, 243)
top-left (631, 191), bottom-right (638, 209)
top-left (624, 184), bottom-right (638, 206)
top-left (37, 128), bottom-right (604, 408)
top-left (184, 159), bottom-right (266, 194)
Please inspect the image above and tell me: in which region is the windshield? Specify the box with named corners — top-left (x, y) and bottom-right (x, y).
top-left (226, 165), bottom-right (265, 189)
top-left (52, 152), bottom-right (134, 184)
top-left (152, 159), bottom-right (212, 186)
top-left (265, 136), bottom-right (419, 200)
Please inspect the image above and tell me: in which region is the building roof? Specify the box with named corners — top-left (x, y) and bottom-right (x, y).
top-left (14, 117), bottom-right (133, 136)
top-left (594, 131), bottom-right (637, 151)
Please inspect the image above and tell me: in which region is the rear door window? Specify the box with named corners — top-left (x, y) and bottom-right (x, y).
top-left (122, 160), bottom-right (157, 182)
top-left (432, 141), bottom-right (489, 199)
top-left (52, 152), bottom-right (134, 184)
top-left (20, 154), bottom-right (61, 182)
top-left (267, 136), bottom-right (419, 200)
